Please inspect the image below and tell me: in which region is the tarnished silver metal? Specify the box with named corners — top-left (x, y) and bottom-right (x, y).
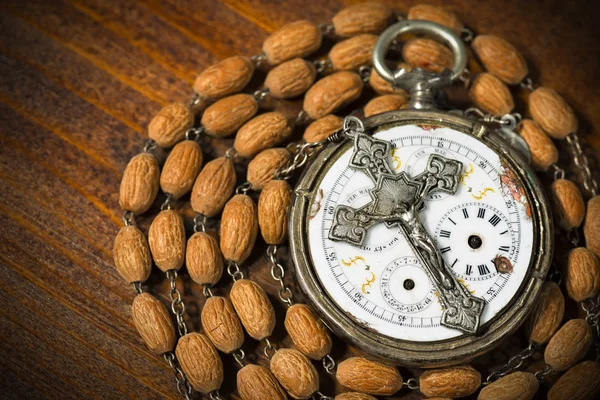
top-left (319, 23), bottom-right (334, 36)
top-left (567, 133), bottom-right (599, 196)
top-left (461, 27), bottom-right (475, 43)
top-left (209, 390), bottom-right (225, 400)
top-left (202, 284), bottom-right (213, 298)
top-left (166, 269), bottom-right (188, 337)
top-left (253, 87), bottom-right (270, 102)
top-left (328, 121), bottom-right (485, 333)
top-left (519, 77), bottom-right (535, 92)
top-left (262, 337), bottom-right (276, 359)
top-left (313, 391), bottom-right (333, 400)
top-left (322, 354), bottom-right (336, 375)
top-left (372, 20), bottom-right (467, 109)
top-left (358, 65), bottom-right (371, 83)
top-left (295, 110), bottom-right (311, 125)
top-left (188, 92), bottom-right (202, 108)
top-left (289, 110), bottom-right (553, 367)
top-left (224, 147), bottom-right (238, 160)
top-left (483, 342), bottom-right (537, 385)
top-left (133, 281), bottom-right (143, 295)
top-left (274, 141), bottom-right (326, 180)
top-left (496, 114), bottom-right (531, 164)
top-left (193, 213), bottom-right (207, 233)
top-left (122, 210), bottom-right (134, 226)
top-left (161, 193), bottom-right (173, 211)
top-left (235, 181), bottom-right (252, 195)
top-left (164, 351), bottom-right (193, 400)
top-left (403, 378), bottom-right (420, 390)
top-left (534, 364), bottom-right (554, 380)
top-left (185, 126), bottom-right (204, 141)
top-left (313, 58), bottom-right (332, 75)
top-left (267, 245), bottom-right (294, 307)
top-left (143, 138), bottom-right (157, 153)
top-left (232, 348), bottom-right (246, 368)
top-left (582, 294), bottom-right (600, 361)
top-left (250, 52), bottom-right (267, 67)
top-left (552, 164), bottom-right (566, 181)
top-left (226, 260), bottom-right (244, 281)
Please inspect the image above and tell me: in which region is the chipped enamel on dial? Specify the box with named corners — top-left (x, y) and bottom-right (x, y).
top-left (307, 124), bottom-right (534, 342)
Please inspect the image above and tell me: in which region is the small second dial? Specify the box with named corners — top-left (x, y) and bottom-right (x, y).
top-left (380, 256), bottom-right (437, 313)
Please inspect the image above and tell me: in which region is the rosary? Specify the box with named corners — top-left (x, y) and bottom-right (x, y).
top-left (113, 3), bottom-right (600, 399)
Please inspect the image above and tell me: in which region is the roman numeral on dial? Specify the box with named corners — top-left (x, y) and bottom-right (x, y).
top-left (489, 214), bottom-right (501, 226)
top-left (478, 264), bottom-right (490, 275)
top-left (499, 245), bottom-right (510, 252)
top-left (440, 246), bottom-right (451, 254)
top-left (440, 229), bottom-right (451, 238)
top-left (462, 209), bottom-right (469, 219)
top-left (477, 208), bottom-right (486, 218)
top-left (466, 264), bottom-right (473, 275)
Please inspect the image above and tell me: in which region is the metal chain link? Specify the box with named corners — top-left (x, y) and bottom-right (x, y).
top-left (209, 390), bottom-right (225, 400)
top-left (188, 92), bottom-right (202, 108)
top-left (164, 352), bottom-right (193, 400)
top-left (358, 65), bottom-right (371, 83)
top-left (534, 364), bottom-right (554, 381)
top-left (322, 354), bottom-right (336, 375)
top-left (133, 281), bottom-right (143, 295)
top-left (274, 140), bottom-right (331, 180)
top-left (403, 378), bottom-right (420, 390)
top-left (552, 164), bottom-right (566, 181)
top-left (250, 52), bottom-right (267, 67)
top-left (266, 245), bottom-right (294, 307)
top-left (193, 213), bottom-right (207, 233)
top-left (582, 294), bottom-right (600, 361)
top-left (235, 181), bottom-right (252, 195)
top-left (262, 337), bottom-right (276, 359)
top-left (143, 138), bottom-right (157, 153)
top-left (313, 58), bottom-right (332, 75)
top-left (226, 260), bottom-right (244, 281)
top-left (519, 77), bottom-right (536, 92)
top-left (253, 87), bottom-right (270, 102)
top-left (483, 342), bottom-right (537, 385)
top-left (318, 23), bottom-right (334, 36)
top-left (166, 270), bottom-right (188, 337)
top-left (313, 391), bottom-right (333, 400)
top-left (161, 193), bottom-right (173, 211)
top-left (185, 126), bottom-right (204, 141)
top-left (461, 27), bottom-right (474, 43)
top-left (567, 133), bottom-right (599, 196)
top-left (122, 210), bottom-right (134, 226)
top-left (202, 284), bottom-right (213, 298)
top-left (224, 147), bottom-right (238, 160)
top-left (232, 348), bottom-right (246, 368)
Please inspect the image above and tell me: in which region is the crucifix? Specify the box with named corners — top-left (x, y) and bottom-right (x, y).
top-left (328, 130), bottom-right (485, 333)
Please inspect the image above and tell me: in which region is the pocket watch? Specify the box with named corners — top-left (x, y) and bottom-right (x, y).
top-left (289, 20), bottom-right (553, 368)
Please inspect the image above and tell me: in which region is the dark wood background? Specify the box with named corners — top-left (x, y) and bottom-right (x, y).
top-left (0, 0), bottom-right (599, 399)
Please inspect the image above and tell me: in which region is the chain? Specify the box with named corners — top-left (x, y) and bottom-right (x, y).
top-left (519, 77), bottom-right (536, 92)
top-left (253, 87), bottom-right (270, 102)
top-left (164, 352), bottom-right (193, 400)
top-left (403, 378), bottom-right (419, 390)
top-left (313, 391), bottom-right (333, 400)
top-left (266, 245), bottom-right (294, 307)
top-left (122, 210), bottom-right (134, 226)
top-left (232, 348), bottom-right (246, 368)
top-left (143, 138), bottom-right (157, 153)
top-left (166, 270), bottom-right (188, 337)
top-left (250, 52), bottom-right (267, 67)
top-left (567, 133), bottom-right (599, 196)
top-left (209, 390), bottom-right (225, 400)
top-left (262, 337), bottom-right (277, 359)
top-left (552, 163), bottom-right (566, 181)
top-left (193, 213), bottom-right (207, 233)
top-left (189, 92), bottom-right (202, 108)
top-left (235, 181), bottom-right (252, 195)
top-left (274, 141), bottom-right (325, 180)
top-left (358, 65), bottom-right (371, 82)
top-left (226, 260), bottom-right (244, 281)
top-left (224, 147), bottom-right (238, 160)
top-left (185, 126), bottom-right (204, 141)
top-left (318, 23), bottom-right (334, 36)
top-left (483, 342), bottom-right (537, 385)
top-left (160, 193), bottom-right (173, 211)
top-left (322, 354), bottom-right (336, 375)
top-left (202, 283), bottom-right (213, 298)
top-left (313, 58), bottom-right (332, 74)
top-left (534, 364), bottom-right (554, 381)
top-left (582, 294), bottom-right (600, 361)
top-left (461, 27), bottom-right (474, 43)
top-left (133, 281), bottom-right (143, 294)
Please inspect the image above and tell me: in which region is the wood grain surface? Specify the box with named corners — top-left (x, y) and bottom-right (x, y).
top-left (0, 1), bottom-right (599, 399)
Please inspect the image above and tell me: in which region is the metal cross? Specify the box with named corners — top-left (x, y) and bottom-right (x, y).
top-left (328, 130), bottom-right (485, 333)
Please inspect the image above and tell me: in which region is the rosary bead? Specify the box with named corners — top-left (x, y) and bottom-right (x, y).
top-left (527, 281), bottom-right (565, 344)
top-left (237, 364), bottom-right (287, 400)
top-left (148, 209), bottom-right (186, 272)
top-left (419, 365), bottom-right (481, 398)
top-left (119, 152), bottom-right (160, 215)
top-left (551, 179), bottom-right (585, 230)
top-left (147, 102), bottom-right (194, 148)
top-left (113, 225), bottom-right (152, 283)
top-left (160, 140), bottom-right (203, 199)
top-left (471, 35), bottom-right (528, 85)
top-left (547, 360), bottom-right (600, 400)
top-left (517, 119), bottom-right (558, 172)
top-left (230, 279), bottom-right (276, 340)
top-left (565, 247), bottom-right (600, 302)
top-left (247, 148), bottom-right (292, 190)
top-left (234, 112), bottom-right (293, 158)
top-left (201, 296), bottom-right (244, 354)
top-left (193, 55), bottom-right (254, 100)
top-left (186, 232), bottom-right (223, 286)
top-left (402, 38), bottom-right (453, 74)
top-left (175, 332), bottom-right (223, 394)
top-left (468, 72), bottom-right (514, 116)
top-left (407, 4), bottom-right (463, 35)
top-left (584, 195), bottom-right (600, 258)
top-left (190, 156), bottom-right (236, 217)
top-left (258, 180), bottom-right (292, 245)
top-left (284, 304), bottom-right (332, 360)
top-left (478, 371), bottom-right (538, 400)
top-left (336, 357), bottom-right (402, 395)
top-left (265, 58), bottom-right (317, 99)
top-left (131, 293), bottom-right (176, 354)
top-left (263, 20), bottom-right (322, 65)
top-left (220, 194), bottom-right (258, 264)
top-left (201, 94), bottom-right (258, 138)
top-left (303, 115), bottom-right (343, 143)
top-left (529, 87), bottom-right (578, 139)
top-left (364, 94), bottom-right (409, 117)
top-left (304, 71), bottom-right (363, 120)
top-left (369, 62), bottom-right (412, 95)
top-left (329, 34), bottom-right (378, 71)
top-left (332, 3), bottom-right (393, 37)
top-left (544, 318), bottom-right (593, 372)
top-left (270, 348), bottom-right (319, 399)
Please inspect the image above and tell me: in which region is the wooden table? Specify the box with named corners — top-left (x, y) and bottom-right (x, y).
top-left (0, 1), bottom-right (598, 399)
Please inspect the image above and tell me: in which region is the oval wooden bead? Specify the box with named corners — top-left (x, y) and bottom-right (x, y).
top-left (186, 232), bottom-right (223, 286)
top-left (478, 371), bottom-right (539, 400)
top-left (332, 3), bottom-right (393, 37)
top-left (230, 279), bottom-right (276, 340)
top-left (201, 296), bottom-right (244, 354)
top-left (544, 319), bottom-right (593, 372)
top-left (407, 5), bottom-right (463, 34)
top-left (131, 292), bottom-right (176, 354)
top-left (148, 209), bottom-right (186, 272)
top-left (201, 94), bottom-right (258, 138)
top-left (566, 247), bottom-right (600, 302)
top-left (517, 119), bottom-right (558, 171)
top-left (237, 364), bottom-right (288, 400)
top-left (193, 55), bottom-right (254, 100)
top-left (265, 58), bottom-right (317, 99)
top-left (528, 281), bottom-right (565, 344)
top-left (148, 102), bottom-right (194, 148)
top-left (336, 357), bottom-right (402, 395)
top-left (175, 332), bottom-right (223, 394)
top-left (547, 360), bottom-right (600, 400)
top-left (119, 153), bottom-right (160, 215)
top-left (258, 180), bottom-right (292, 245)
top-left (369, 62), bottom-right (411, 95)
top-left (160, 140), bottom-right (203, 199)
top-left (113, 225), bottom-right (152, 283)
top-left (364, 94), bottom-right (409, 117)
top-left (330, 34), bottom-right (378, 71)
top-left (584, 195), bottom-right (600, 258)
top-left (220, 194), bottom-right (258, 263)
top-left (303, 71), bottom-right (363, 120)
top-left (190, 157), bottom-right (236, 217)
top-left (419, 365), bottom-right (481, 398)
top-left (234, 112), bottom-right (293, 158)
top-left (284, 304), bottom-right (332, 360)
top-left (263, 20), bottom-right (322, 65)
top-left (270, 348), bottom-right (319, 399)
top-left (334, 394), bottom-right (377, 400)
top-left (303, 115), bottom-right (343, 143)
top-left (551, 179), bottom-right (585, 230)
top-left (403, 38), bottom-right (453, 74)
top-left (529, 87), bottom-right (578, 139)
top-left (247, 148), bottom-right (291, 190)
top-left (471, 35), bottom-right (528, 85)
top-left (468, 73), bottom-right (514, 115)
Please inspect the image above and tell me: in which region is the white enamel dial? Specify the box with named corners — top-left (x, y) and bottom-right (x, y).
top-left (307, 124), bottom-right (534, 342)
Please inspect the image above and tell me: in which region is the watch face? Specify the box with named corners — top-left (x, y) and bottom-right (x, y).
top-left (306, 123), bottom-right (535, 342)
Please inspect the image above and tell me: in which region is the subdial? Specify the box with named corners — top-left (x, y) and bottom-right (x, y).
top-left (336, 186), bottom-right (402, 253)
top-left (434, 202), bottom-right (516, 282)
top-left (380, 256), bottom-right (437, 313)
